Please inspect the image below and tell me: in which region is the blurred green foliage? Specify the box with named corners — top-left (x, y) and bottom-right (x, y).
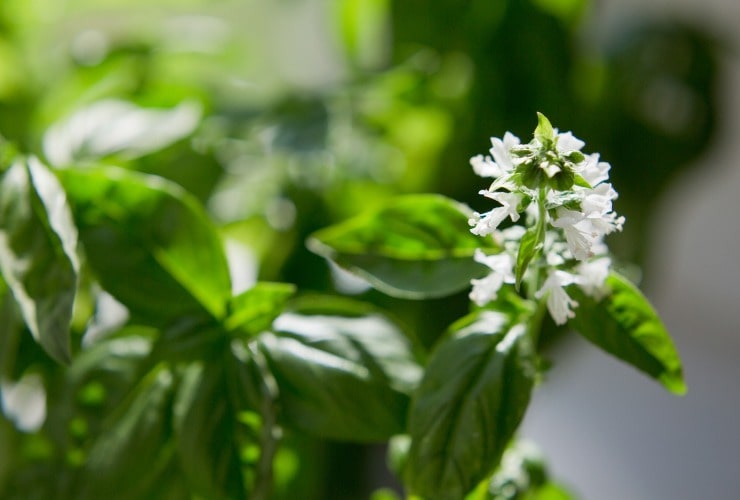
top-left (0, 0), bottom-right (719, 498)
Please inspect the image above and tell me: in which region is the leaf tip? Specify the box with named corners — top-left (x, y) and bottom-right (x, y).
top-left (664, 375), bottom-right (687, 396)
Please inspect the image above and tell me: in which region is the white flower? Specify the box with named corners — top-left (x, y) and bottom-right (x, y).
top-left (556, 131), bottom-right (585, 154)
top-left (576, 153), bottom-right (610, 186)
top-left (536, 270), bottom-right (579, 325)
top-left (470, 132), bottom-right (521, 180)
top-left (576, 257), bottom-right (611, 299)
top-left (581, 182), bottom-right (618, 216)
top-left (551, 208), bottom-right (599, 261)
top-left (469, 249), bottom-right (515, 306)
top-left (469, 191), bottom-right (522, 236)
top-left (489, 132), bottom-right (520, 174)
top-left (470, 154), bottom-right (501, 178)
top-left (586, 210), bottom-right (625, 236)
top-left (544, 234), bottom-right (571, 266)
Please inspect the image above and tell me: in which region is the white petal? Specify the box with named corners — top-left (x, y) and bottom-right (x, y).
top-left (470, 154), bottom-right (503, 178)
top-left (577, 153), bottom-right (610, 186)
top-left (489, 133), bottom-right (520, 173)
top-left (470, 273), bottom-right (505, 306)
top-left (556, 131), bottom-right (585, 153)
top-left (536, 270), bottom-right (579, 325)
top-left (577, 257), bottom-right (611, 298)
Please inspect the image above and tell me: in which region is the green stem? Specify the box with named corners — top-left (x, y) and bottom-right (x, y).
top-left (525, 187), bottom-right (549, 346)
top-left (526, 187), bottom-right (548, 299)
top-left (526, 295), bottom-right (548, 347)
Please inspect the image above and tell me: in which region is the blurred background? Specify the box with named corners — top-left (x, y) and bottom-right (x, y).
top-left (0, 0), bottom-right (737, 498)
top-left (523, 1), bottom-right (740, 499)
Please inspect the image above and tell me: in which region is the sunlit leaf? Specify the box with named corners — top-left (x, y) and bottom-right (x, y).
top-left (308, 194), bottom-right (493, 299)
top-left (0, 158), bottom-right (78, 363)
top-left (406, 311), bottom-right (536, 499)
top-left (225, 282), bottom-right (296, 336)
top-left (59, 167), bottom-right (231, 324)
top-left (568, 272), bottom-right (686, 395)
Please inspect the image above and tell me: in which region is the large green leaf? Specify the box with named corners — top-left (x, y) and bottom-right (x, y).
top-left (0, 158), bottom-right (78, 363)
top-left (308, 194), bottom-right (492, 299)
top-left (59, 167), bottom-right (231, 324)
top-left (256, 311), bottom-right (422, 441)
top-left (173, 362), bottom-right (244, 499)
top-left (568, 272), bottom-right (686, 395)
top-left (406, 311), bottom-right (536, 500)
top-left (79, 364), bottom-right (175, 500)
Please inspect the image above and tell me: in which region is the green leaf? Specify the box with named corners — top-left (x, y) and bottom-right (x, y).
top-left (532, 483), bottom-right (575, 500)
top-left (573, 174), bottom-right (592, 189)
top-left (406, 311), bottom-right (537, 499)
top-left (173, 362), bottom-right (245, 499)
top-left (79, 364), bottom-right (175, 500)
top-left (534, 112), bottom-right (554, 147)
top-left (566, 151), bottom-right (585, 164)
top-left (515, 225), bottom-right (542, 288)
top-left (0, 158), bottom-right (78, 363)
top-left (308, 194), bottom-right (492, 299)
top-left (568, 272), bottom-right (686, 395)
top-left (59, 167), bottom-right (231, 324)
top-left (225, 282), bottom-right (296, 336)
top-left (257, 310), bottom-right (422, 441)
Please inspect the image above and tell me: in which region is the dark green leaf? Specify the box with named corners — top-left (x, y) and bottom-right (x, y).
top-left (59, 167), bottom-right (231, 324)
top-left (225, 282), bottom-right (296, 336)
top-left (518, 161), bottom-right (544, 190)
top-left (257, 311), bottom-right (422, 441)
top-left (79, 364), bottom-right (175, 500)
top-left (0, 158), bottom-right (78, 363)
top-left (568, 272), bottom-right (686, 395)
top-left (549, 168), bottom-right (574, 191)
top-left (173, 362), bottom-right (245, 499)
top-left (308, 194), bottom-right (492, 299)
top-left (406, 311), bottom-right (536, 500)
top-left (566, 151), bottom-right (585, 164)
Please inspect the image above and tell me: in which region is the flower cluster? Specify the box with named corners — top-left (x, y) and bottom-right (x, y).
top-left (468, 113), bottom-right (624, 325)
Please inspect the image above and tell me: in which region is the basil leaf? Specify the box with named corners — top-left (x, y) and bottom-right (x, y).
top-left (0, 158), bottom-right (78, 363)
top-left (568, 272), bottom-right (685, 395)
top-left (406, 311), bottom-right (536, 499)
top-left (308, 194), bottom-right (492, 299)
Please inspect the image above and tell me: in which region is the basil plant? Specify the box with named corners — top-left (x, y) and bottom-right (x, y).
top-left (309, 113), bottom-right (684, 499)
